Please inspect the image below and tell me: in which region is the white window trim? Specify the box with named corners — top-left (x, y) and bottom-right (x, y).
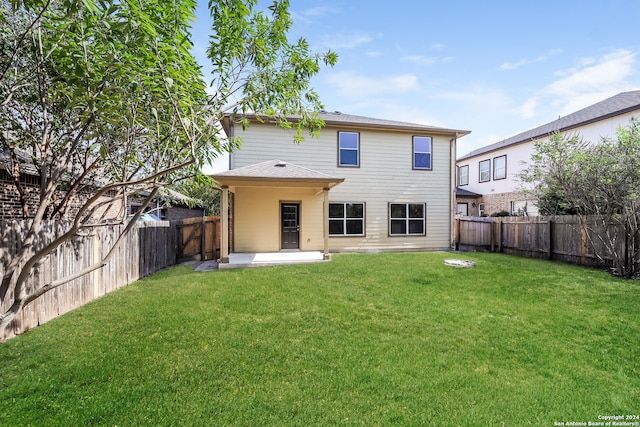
top-left (458, 165), bottom-right (469, 186)
top-left (479, 159), bottom-right (491, 183)
top-left (493, 155), bottom-right (506, 180)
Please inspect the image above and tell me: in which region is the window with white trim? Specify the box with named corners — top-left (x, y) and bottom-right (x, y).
top-left (493, 155), bottom-right (506, 180)
top-left (329, 202), bottom-right (365, 236)
top-left (389, 203), bottom-right (426, 236)
top-left (413, 136), bottom-right (432, 169)
top-left (458, 165), bottom-right (469, 186)
top-left (479, 159), bottom-right (490, 182)
top-left (338, 131), bottom-right (359, 167)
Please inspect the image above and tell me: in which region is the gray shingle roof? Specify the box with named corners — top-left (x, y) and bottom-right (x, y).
top-left (223, 111), bottom-right (471, 137)
top-left (211, 159), bottom-right (344, 182)
top-left (0, 147), bottom-right (38, 176)
top-left (456, 187), bottom-right (482, 197)
top-left (458, 90), bottom-right (640, 161)
top-left (316, 111), bottom-right (471, 135)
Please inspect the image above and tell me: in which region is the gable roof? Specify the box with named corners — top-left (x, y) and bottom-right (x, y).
top-left (222, 111), bottom-right (471, 137)
top-left (210, 159), bottom-right (345, 188)
top-left (458, 90), bottom-right (640, 161)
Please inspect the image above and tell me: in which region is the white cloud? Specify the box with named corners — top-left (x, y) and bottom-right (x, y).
top-left (303, 6), bottom-right (339, 17)
top-left (325, 71), bottom-right (419, 98)
top-left (518, 97), bottom-right (539, 119)
top-left (438, 86), bottom-right (513, 113)
top-left (402, 55), bottom-right (437, 65)
top-left (291, 6), bottom-right (339, 25)
top-left (498, 49), bottom-right (561, 71)
top-left (366, 51), bottom-right (383, 58)
top-left (542, 49), bottom-right (638, 116)
top-left (320, 33), bottom-right (373, 50)
top-left (546, 49), bottom-right (636, 96)
top-left (402, 55), bottom-right (454, 65)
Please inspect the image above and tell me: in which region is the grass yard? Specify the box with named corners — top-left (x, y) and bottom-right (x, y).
top-left (1, 252), bottom-right (639, 426)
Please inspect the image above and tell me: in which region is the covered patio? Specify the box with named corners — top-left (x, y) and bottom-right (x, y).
top-left (210, 160), bottom-right (344, 265)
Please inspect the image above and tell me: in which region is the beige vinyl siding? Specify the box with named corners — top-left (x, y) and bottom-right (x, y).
top-left (233, 186), bottom-right (324, 253)
top-left (232, 122), bottom-right (453, 251)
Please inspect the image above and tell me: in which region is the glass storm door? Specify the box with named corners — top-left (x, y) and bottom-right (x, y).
top-left (281, 203), bottom-right (300, 249)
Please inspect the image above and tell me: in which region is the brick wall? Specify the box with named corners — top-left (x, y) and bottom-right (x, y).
top-left (0, 170), bottom-right (123, 220)
top-left (456, 190), bottom-right (537, 217)
top-left (481, 190), bottom-right (531, 216)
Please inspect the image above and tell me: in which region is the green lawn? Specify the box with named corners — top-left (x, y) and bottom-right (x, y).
top-left (1, 252), bottom-right (639, 426)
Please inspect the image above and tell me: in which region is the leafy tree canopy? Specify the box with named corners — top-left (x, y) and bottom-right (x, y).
top-left (518, 119), bottom-right (640, 277)
top-left (0, 0), bottom-right (336, 335)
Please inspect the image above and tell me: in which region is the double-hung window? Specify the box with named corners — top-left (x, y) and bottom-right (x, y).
top-left (493, 155), bottom-right (506, 180)
top-left (479, 159), bottom-right (490, 182)
top-left (458, 165), bottom-right (469, 186)
top-left (338, 131), bottom-right (359, 167)
top-left (389, 203), bottom-right (426, 236)
top-left (329, 203), bottom-right (365, 236)
top-left (413, 136), bottom-right (432, 170)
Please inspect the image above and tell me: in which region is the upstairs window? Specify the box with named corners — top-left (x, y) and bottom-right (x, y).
top-left (458, 165), bottom-right (469, 186)
top-left (338, 131), bottom-right (359, 167)
top-left (389, 203), bottom-right (426, 236)
top-left (479, 159), bottom-right (490, 182)
top-left (493, 155), bottom-right (507, 180)
top-left (413, 136), bottom-right (432, 170)
top-left (329, 202), bottom-right (365, 236)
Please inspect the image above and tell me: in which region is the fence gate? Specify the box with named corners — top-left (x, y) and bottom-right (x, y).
top-left (176, 216), bottom-right (220, 262)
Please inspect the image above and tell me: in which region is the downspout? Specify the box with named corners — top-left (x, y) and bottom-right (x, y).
top-left (450, 133), bottom-right (459, 249)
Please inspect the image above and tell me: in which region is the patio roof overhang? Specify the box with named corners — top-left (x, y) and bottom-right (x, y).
top-left (211, 160), bottom-right (344, 264)
top-left (210, 160), bottom-right (345, 190)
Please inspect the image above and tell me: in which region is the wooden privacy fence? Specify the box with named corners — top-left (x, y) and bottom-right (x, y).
top-left (1, 220), bottom-right (178, 341)
top-left (455, 215), bottom-right (640, 269)
top-left (175, 216), bottom-right (220, 262)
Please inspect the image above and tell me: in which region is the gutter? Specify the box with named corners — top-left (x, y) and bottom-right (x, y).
top-left (450, 133), bottom-right (459, 249)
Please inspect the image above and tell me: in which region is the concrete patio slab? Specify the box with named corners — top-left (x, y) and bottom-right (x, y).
top-left (219, 251), bottom-right (328, 269)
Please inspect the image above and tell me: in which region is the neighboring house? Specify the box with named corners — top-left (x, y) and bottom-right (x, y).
top-left (456, 90), bottom-right (640, 216)
top-left (211, 112), bottom-right (470, 262)
top-left (0, 149), bottom-right (202, 221)
top-left (128, 188), bottom-right (205, 221)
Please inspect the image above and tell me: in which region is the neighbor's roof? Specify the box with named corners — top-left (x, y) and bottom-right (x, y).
top-left (458, 90), bottom-right (640, 161)
top-left (0, 147), bottom-right (38, 176)
top-left (456, 187), bottom-right (482, 198)
top-left (221, 111), bottom-right (471, 137)
top-left (210, 159), bottom-right (344, 188)
top-left (135, 187), bottom-right (204, 208)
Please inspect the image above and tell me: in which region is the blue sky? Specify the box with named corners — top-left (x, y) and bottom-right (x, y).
top-left (191, 1), bottom-right (640, 160)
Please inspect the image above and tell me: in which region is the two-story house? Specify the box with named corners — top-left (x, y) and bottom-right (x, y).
top-left (455, 90), bottom-right (640, 217)
top-left (211, 112), bottom-right (470, 264)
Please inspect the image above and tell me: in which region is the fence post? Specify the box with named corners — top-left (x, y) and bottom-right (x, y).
top-left (497, 217), bottom-right (503, 253)
top-left (212, 218), bottom-right (218, 261)
top-left (454, 217), bottom-right (460, 251)
top-left (201, 216), bottom-right (207, 261)
top-left (580, 215), bottom-right (588, 266)
top-left (548, 219), bottom-right (554, 260)
top-left (489, 218), bottom-right (495, 252)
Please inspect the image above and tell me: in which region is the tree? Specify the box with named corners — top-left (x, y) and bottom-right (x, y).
top-left (172, 173), bottom-right (220, 216)
top-left (0, 0), bottom-right (336, 335)
top-left (518, 120), bottom-right (640, 278)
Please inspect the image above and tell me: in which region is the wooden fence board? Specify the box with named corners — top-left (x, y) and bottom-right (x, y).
top-left (0, 219), bottom-right (179, 341)
top-left (176, 216), bottom-right (220, 262)
top-left (456, 215), bottom-right (640, 270)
